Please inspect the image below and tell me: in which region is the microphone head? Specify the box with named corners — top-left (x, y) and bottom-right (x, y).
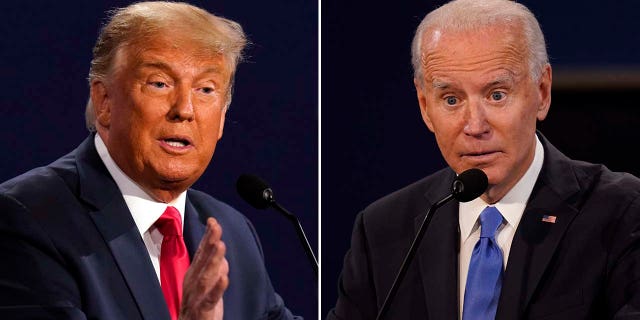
top-left (236, 174), bottom-right (275, 209)
top-left (452, 168), bottom-right (488, 202)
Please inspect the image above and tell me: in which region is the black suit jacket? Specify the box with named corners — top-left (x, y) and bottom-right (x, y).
top-left (328, 135), bottom-right (640, 319)
top-left (0, 135), bottom-right (300, 320)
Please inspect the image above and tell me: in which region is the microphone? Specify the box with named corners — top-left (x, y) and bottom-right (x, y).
top-left (236, 174), bottom-right (318, 277)
top-left (452, 167), bottom-right (488, 202)
top-left (375, 168), bottom-right (488, 320)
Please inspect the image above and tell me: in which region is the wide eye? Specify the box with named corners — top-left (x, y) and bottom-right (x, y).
top-left (445, 96), bottom-right (458, 106)
top-left (490, 91), bottom-right (506, 101)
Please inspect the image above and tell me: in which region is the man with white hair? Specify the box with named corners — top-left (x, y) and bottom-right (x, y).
top-left (328, 0), bottom-right (640, 319)
top-left (0, 2), bottom-right (300, 319)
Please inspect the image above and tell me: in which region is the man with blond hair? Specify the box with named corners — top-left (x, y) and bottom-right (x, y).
top-left (328, 0), bottom-right (640, 319)
top-left (0, 2), bottom-right (300, 319)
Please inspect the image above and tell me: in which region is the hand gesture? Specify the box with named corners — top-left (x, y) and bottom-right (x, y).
top-left (180, 218), bottom-right (229, 320)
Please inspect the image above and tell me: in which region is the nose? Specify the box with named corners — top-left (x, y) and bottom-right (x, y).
top-left (168, 85), bottom-right (195, 122)
top-left (463, 98), bottom-right (490, 137)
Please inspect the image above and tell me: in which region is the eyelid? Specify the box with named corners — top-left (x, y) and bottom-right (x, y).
top-left (146, 74), bottom-right (171, 84)
top-left (488, 84), bottom-right (509, 93)
top-left (196, 85), bottom-right (217, 95)
top-left (146, 72), bottom-right (173, 82)
top-left (147, 81), bottom-right (169, 89)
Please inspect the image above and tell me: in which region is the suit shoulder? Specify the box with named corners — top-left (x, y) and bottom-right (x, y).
top-left (541, 136), bottom-right (640, 205)
top-left (591, 167), bottom-right (640, 212)
top-left (595, 167), bottom-right (640, 194)
top-left (570, 161), bottom-right (640, 203)
top-left (0, 155), bottom-right (84, 263)
top-left (360, 168), bottom-right (452, 227)
top-left (0, 154), bottom-right (78, 209)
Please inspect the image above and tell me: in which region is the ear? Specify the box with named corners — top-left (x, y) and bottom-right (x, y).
top-left (90, 80), bottom-right (111, 128)
top-left (536, 64), bottom-right (552, 121)
top-left (414, 78), bottom-right (435, 132)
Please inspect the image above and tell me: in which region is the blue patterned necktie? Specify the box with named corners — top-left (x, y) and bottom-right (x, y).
top-left (462, 206), bottom-right (504, 320)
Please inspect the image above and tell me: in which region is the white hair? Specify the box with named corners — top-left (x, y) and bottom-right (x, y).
top-left (411, 0), bottom-right (548, 87)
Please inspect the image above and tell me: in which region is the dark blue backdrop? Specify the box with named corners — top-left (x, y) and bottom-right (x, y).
top-left (0, 0), bottom-right (317, 318)
top-left (321, 0), bottom-right (640, 317)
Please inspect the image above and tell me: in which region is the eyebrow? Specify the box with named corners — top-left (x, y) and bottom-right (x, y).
top-left (483, 75), bottom-right (515, 90)
top-left (134, 62), bottom-right (176, 79)
top-left (431, 73), bottom-right (516, 91)
top-left (431, 80), bottom-right (451, 89)
top-left (138, 62), bottom-right (223, 75)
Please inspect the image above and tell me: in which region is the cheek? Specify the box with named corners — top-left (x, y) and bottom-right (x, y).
top-left (197, 110), bottom-right (225, 141)
top-left (513, 104), bottom-right (540, 134)
top-left (429, 110), bottom-right (464, 142)
top-left (432, 125), bottom-right (461, 165)
top-left (518, 86), bottom-right (543, 121)
top-left (109, 89), bottom-right (143, 123)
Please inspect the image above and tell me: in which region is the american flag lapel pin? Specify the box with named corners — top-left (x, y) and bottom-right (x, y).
top-left (541, 215), bottom-right (557, 224)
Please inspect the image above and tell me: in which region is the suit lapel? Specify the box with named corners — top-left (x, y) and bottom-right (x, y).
top-left (496, 134), bottom-right (582, 319)
top-left (417, 170), bottom-right (460, 319)
top-left (496, 182), bottom-right (578, 319)
top-left (76, 136), bottom-right (171, 320)
top-left (90, 198), bottom-right (171, 320)
top-left (184, 197), bottom-right (206, 260)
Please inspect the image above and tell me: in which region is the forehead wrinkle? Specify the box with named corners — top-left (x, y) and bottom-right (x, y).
top-left (138, 61), bottom-right (171, 71)
top-left (420, 24), bottom-right (528, 81)
top-left (138, 60), bottom-right (224, 73)
top-left (430, 68), bottom-right (518, 94)
top-left (130, 48), bottom-right (228, 80)
top-left (125, 33), bottom-right (226, 63)
top-left (422, 46), bottom-right (525, 84)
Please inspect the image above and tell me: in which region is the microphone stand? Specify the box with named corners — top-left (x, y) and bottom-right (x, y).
top-left (375, 193), bottom-right (455, 320)
top-left (270, 201), bottom-right (318, 278)
top-left (236, 175), bottom-right (319, 278)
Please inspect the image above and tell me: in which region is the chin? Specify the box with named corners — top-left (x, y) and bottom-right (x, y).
top-left (152, 167), bottom-right (197, 187)
top-left (484, 170), bottom-right (505, 187)
top-left (155, 159), bottom-right (202, 177)
top-left (161, 170), bottom-right (198, 183)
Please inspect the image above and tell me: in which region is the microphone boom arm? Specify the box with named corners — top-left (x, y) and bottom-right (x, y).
top-left (271, 201), bottom-right (319, 278)
top-left (375, 193), bottom-right (455, 320)
top-left (235, 175), bottom-right (319, 279)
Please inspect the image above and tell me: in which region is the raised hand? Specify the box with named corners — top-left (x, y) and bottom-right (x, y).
top-left (180, 218), bottom-right (229, 320)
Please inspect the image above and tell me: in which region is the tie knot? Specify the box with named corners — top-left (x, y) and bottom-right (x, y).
top-left (479, 206), bottom-right (503, 238)
top-left (155, 206), bottom-right (183, 236)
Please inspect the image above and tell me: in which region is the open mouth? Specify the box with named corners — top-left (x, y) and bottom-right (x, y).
top-left (161, 137), bottom-right (192, 148)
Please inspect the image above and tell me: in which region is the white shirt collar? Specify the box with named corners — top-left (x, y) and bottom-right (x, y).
top-left (459, 135), bottom-right (544, 239)
top-left (94, 134), bottom-right (186, 236)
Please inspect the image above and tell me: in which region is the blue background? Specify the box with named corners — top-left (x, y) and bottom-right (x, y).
top-left (0, 0), bottom-right (317, 318)
top-left (321, 0), bottom-right (640, 317)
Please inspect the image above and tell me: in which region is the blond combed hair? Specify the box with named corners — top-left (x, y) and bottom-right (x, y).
top-left (85, 1), bottom-right (247, 131)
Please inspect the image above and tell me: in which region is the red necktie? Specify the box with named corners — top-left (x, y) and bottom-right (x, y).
top-left (155, 206), bottom-right (190, 320)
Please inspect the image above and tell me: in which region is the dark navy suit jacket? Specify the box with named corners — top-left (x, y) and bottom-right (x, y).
top-left (0, 135), bottom-right (301, 319)
top-left (328, 134), bottom-right (640, 319)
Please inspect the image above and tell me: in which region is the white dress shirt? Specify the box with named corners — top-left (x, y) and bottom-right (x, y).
top-left (95, 134), bottom-right (187, 282)
top-left (458, 136), bottom-right (544, 319)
